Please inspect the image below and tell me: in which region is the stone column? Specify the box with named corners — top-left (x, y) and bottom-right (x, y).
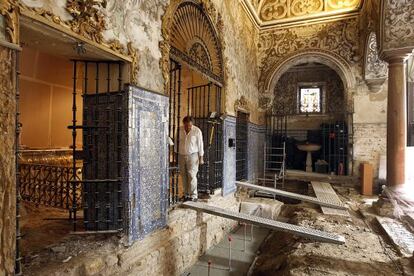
top-left (384, 54), bottom-right (410, 187)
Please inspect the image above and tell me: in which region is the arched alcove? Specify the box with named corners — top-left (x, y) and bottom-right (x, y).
top-left (264, 49), bottom-right (356, 112)
top-left (264, 50), bottom-right (356, 175)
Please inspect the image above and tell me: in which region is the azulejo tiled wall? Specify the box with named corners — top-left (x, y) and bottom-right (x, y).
top-left (248, 123), bottom-right (266, 181)
top-left (222, 116), bottom-right (237, 196)
top-left (126, 85), bottom-right (169, 244)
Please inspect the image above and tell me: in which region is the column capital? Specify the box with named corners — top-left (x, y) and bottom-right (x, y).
top-left (380, 48), bottom-right (414, 64)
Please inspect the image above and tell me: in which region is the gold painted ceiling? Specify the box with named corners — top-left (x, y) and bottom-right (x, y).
top-left (242, 0), bottom-right (363, 28)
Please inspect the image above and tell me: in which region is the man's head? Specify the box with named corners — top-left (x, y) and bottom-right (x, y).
top-left (183, 116), bottom-right (194, 132)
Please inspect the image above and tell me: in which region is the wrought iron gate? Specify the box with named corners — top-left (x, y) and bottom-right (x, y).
top-left (266, 113), bottom-right (287, 148)
top-left (168, 59), bottom-right (181, 205)
top-left (236, 111), bottom-right (249, 180)
top-left (71, 60), bottom-right (126, 232)
top-left (187, 83), bottom-right (223, 193)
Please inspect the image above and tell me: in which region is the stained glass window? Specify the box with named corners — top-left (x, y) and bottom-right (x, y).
top-left (299, 87), bottom-right (321, 113)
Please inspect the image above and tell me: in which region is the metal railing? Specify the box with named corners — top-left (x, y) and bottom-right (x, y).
top-left (19, 163), bottom-right (82, 209)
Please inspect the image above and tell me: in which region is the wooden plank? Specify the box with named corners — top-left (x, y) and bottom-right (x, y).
top-left (287, 170), bottom-right (357, 186)
top-left (311, 181), bottom-right (349, 216)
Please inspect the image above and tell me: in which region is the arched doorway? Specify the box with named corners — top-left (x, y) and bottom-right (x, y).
top-left (167, 1), bottom-right (225, 202)
top-left (266, 54), bottom-right (355, 175)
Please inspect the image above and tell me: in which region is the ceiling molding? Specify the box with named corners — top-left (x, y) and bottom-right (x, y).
top-left (241, 0), bottom-right (363, 31)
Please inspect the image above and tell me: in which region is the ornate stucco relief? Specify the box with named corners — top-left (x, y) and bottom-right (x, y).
top-left (364, 32), bottom-right (388, 92)
top-left (101, 0), bottom-right (168, 91)
top-left (0, 0), bottom-right (19, 43)
top-left (258, 17), bottom-right (360, 109)
top-left (243, 0), bottom-right (362, 27)
top-left (18, 0), bottom-right (168, 91)
top-left (380, 0), bottom-right (414, 53)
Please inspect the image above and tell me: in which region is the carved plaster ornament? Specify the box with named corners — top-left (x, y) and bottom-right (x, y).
top-left (258, 18), bottom-right (359, 97)
top-left (234, 96), bottom-right (249, 113)
top-left (19, 0), bottom-right (141, 83)
top-left (0, 0), bottom-right (19, 43)
top-left (259, 0), bottom-right (360, 22)
top-left (381, 0), bottom-right (414, 51)
top-left (364, 32), bottom-right (388, 93)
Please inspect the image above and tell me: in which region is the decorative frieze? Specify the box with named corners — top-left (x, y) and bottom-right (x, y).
top-left (381, 0), bottom-right (414, 52)
top-left (244, 0), bottom-right (361, 27)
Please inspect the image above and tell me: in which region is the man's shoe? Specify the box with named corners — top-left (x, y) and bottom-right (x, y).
top-left (191, 198), bottom-right (198, 202)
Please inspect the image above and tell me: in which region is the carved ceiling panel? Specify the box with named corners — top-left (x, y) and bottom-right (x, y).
top-left (244, 0), bottom-right (362, 27)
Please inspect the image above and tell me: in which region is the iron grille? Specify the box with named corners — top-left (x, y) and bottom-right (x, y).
top-left (236, 111), bottom-right (249, 181)
top-left (71, 60), bottom-right (126, 232)
top-left (19, 163), bottom-right (82, 209)
top-left (168, 60), bottom-right (181, 205)
top-left (187, 83), bottom-right (223, 193)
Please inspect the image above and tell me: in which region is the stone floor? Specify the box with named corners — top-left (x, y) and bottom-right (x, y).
top-left (251, 186), bottom-right (414, 276)
top-left (183, 225), bottom-right (269, 276)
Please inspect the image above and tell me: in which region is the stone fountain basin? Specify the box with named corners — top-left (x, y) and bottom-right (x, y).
top-left (297, 143), bottom-right (321, 152)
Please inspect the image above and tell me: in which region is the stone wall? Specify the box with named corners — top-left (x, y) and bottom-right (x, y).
top-left (353, 123), bottom-right (387, 178)
top-left (28, 195), bottom-right (239, 276)
top-left (0, 46), bottom-right (16, 275)
top-left (209, 0), bottom-right (262, 124)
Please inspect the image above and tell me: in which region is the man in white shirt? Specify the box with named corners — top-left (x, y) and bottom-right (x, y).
top-left (176, 116), bottom-right (204, 201)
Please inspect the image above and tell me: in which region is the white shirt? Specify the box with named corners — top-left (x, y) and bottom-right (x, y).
top-left (176, 126), bottom-right (204, 157)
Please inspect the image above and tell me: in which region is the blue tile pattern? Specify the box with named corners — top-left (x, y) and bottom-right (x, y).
top-left (222, 116), bottom-right (236, 196)
top-left (126, 85), bottom-right (169, 245)
top-left (248, 123), bottom-right (266, 181)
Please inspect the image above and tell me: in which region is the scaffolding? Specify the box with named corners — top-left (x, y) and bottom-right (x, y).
top-left (258, 142), bottom-right (286, 189)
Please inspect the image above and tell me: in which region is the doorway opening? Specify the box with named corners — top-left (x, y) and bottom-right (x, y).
top-left (17, 17), bottom-right (129, 269)
top-left (267, 62), bottom-right (353, 176)
top-left (167, 1), bottom-right (224, 203)
top-left (236, 111), bottom-right (249, 181)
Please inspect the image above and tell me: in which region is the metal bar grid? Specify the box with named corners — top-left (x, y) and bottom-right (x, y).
top-left (182, 201), bottom-right (345, 244)
top-left (168, 60), bottom-right (182, 206)
top-left (18, 163), bottom-right (82, 209)
top-left (71, 60), bottom-right (125, 232)
top-left (236, 111), bottom-right (249, 181)
top-left (187, 83), bottom-right (223, 193)
top-left (321, 121), bottom-right (348, 175)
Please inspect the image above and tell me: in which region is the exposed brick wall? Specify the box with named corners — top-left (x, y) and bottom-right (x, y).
top-left (0, 46), bottom-right (16, 275)
top-left (353, 123), bottom-right (386, 178)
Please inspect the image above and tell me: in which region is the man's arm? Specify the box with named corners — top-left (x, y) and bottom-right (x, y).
top-left (198, 129), bottom-right (204, 164)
